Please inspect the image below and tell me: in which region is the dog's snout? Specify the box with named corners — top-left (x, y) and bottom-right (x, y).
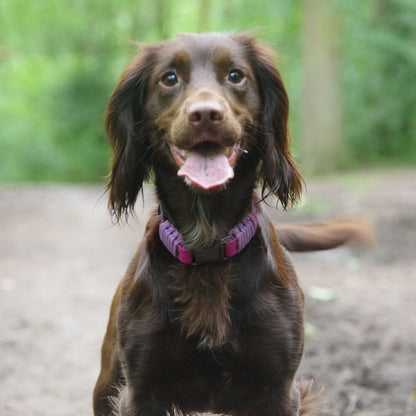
top-left (187, 101), bottom-right (224, 125)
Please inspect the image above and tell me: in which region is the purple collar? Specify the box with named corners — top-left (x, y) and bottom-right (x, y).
top-left (159, 208), bottom-right (258, 265)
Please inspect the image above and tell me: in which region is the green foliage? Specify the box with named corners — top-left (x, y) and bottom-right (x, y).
top-left (0, 0), bottom-right (414, 182)
top-left (0, 0), bottom-right (168, 182)
top-left (341, 0), bottom-right (416, 164)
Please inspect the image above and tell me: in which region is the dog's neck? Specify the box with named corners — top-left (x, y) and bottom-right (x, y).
top-left (154, 161), bottom-right (257, 250)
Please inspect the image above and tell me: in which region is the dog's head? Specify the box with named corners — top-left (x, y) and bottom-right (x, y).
top-left (105, 33), bottom-right (302, 219)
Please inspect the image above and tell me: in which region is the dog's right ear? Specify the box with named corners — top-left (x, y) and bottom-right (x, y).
top-left (105, 46), bottom-right (156, 221)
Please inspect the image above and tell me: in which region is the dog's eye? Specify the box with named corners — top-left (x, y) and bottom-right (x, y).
top-left (228, 69), bottom-right (244, 84)
top-left (161, 72), bottom-right (179, 87)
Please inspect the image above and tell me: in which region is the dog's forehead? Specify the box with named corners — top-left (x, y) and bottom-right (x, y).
top-left (160, 33), bottom-right (248, 68)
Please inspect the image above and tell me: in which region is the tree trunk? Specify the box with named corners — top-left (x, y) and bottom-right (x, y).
top-left (197, 0), bottom-right (212, 32)
top-left (300, 0), bottom-right (344, 174)
top-left (155, 0), bottom-right (170, 40)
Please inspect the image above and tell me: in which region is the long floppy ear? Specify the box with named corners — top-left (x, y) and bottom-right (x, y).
top-left (105, 46), bottom-right (156, 220)
top-left (237, 35), bottom-right (303, 208)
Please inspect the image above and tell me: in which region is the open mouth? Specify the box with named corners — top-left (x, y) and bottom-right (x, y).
top-left (170, 142), bottom-right (240, 190)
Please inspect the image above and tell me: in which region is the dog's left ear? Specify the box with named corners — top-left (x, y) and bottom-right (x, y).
top-left (237, 35), bottom-right (303, 208)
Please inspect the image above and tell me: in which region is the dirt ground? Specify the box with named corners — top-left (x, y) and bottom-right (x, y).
top-left (1, 169), bottom-right (415, 416)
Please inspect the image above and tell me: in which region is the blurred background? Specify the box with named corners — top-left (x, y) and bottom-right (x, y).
top-left (1, 1), bottom-right (416, 416)
top-left (1, 0), bottom-right (415, 182)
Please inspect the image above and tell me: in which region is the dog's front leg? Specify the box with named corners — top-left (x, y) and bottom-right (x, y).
top-left (93, 281), bottom-right (125, 416)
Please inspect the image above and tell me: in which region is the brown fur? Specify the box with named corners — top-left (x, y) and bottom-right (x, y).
top-left (93, 33), bottom-right (323, 416)
top-left (171, 263), bottom-right (233, 349)
top-left (277, 219), bottom-right (374, 253)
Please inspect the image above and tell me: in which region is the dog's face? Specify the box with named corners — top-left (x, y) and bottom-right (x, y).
top-left (105, 33), bottom-right (302, 219)
top-left (144, 33), bottom-right (261, 191)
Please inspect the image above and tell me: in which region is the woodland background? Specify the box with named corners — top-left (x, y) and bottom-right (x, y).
top-left (1, 0), bottom-right (415, 183)
top-left (1, 2), bottom-right (416, 415)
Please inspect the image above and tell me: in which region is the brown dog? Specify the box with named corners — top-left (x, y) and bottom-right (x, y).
top-left (93, 32), bottom-right (368, 416)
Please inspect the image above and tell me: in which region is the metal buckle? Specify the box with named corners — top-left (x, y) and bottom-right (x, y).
top-left (193, 243), bottom-right (225, 265)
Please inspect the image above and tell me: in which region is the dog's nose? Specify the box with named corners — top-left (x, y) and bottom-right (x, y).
top-left (187, 101), bottom-right (224, 125)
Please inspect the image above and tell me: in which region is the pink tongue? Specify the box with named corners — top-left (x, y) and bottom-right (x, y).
top-left (178, 150), bottom-right (234, 189)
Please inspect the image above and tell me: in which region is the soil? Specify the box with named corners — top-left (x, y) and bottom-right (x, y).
top-left (1, 168), bottom-right (415, 416)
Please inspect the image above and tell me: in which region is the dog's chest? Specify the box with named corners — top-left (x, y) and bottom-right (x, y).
top-left (171, 264), bottom-right (233, 349)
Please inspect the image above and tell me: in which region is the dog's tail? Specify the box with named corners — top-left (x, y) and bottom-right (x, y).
top-left (276, 219), bottom-right (374, 253)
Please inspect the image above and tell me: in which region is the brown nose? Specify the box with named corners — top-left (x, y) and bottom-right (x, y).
top-left (187, 101), bottom-right (224, 125)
